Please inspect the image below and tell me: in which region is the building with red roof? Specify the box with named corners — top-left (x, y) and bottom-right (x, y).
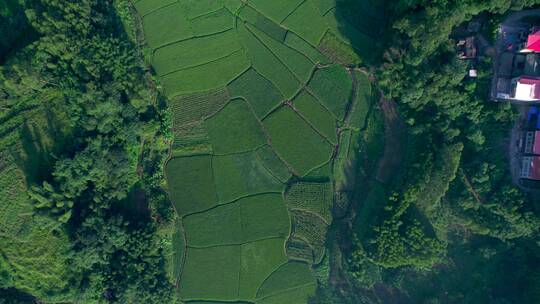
top-left (522, 30), bottom-right (540, 53)
top-left (521, 156), bottom-right (540, 180)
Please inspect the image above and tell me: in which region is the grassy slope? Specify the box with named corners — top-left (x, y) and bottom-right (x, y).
top-left (0, 85), bottom-right (76, 301)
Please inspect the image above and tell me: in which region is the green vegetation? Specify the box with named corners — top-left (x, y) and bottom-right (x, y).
top-left (0, 0), bottom-right (35, 62)
top-left (307, 64), bottom-right (353, 120)
top-left (0, 0), bottom-right (176, 302)
top-left (161, 49), bottom-right (250, 96)
top-left (227, 68), bottom-right (284, 119)
top-left (205, 99), bottom-right (267, 154)
top-left (236, 21), bottom-right (300, 98)
top-left (212, 152), bottom-right (282, 202)
top-left (169, 88), bottom-right (230, 131)
top-left (263, 106), bottom-right (334, 177)
top-left (285, 182), bottom-right (333, 223)
top-left (179, 245), bottom-right (241, 300)
top-left (166, 155), bottom-right (217, 216)
top-left (293, 90), bottom-right (338, 144)
top-left (183, 194), bottom-right (289, 246)
top-left (132, 0), bottom-right (380, 303)
top-left (255, 145), bottom-right (293, 183)
top-left (291, 209), bottom-right (329, 264)
top-left (282, 0), bottom-right (329, 46)
top-left (256, 261), bottom-right (315, 299)
top-left (152, 29), bottom-right (242, 76)
top-left (238, 238), bottom-right (288, 299)
top-left (309, 1), bottom-right (540, 304)
top-left (9, 0), bottom-right (537, 303)
top-left (256, 283), bottom-right (317, 304)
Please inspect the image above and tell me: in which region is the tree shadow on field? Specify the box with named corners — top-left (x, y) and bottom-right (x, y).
top-left (333, 0), bottom-right (390, 67)
top-left (14, 106), bottom-right (71, 185)
top-left (17, 121), bottom-right (53, 185)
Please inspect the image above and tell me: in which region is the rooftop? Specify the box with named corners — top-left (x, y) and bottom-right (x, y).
top-left (520, 156), bottom-right (540, 180)
top-left (515, 76), bottom-right (540, 100)
top-left (526, 30), bottom-right (540, 52)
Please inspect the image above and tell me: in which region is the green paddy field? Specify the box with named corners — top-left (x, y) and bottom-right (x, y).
top-left (133, 0), bottom-right (383, 302)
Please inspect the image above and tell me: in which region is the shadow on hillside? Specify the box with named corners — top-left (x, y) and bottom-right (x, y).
top-left (13, 106), bottom-right (71, 185)
top-left (18, 121), bottom-right (53, 185)
top-left (333, 0), bottom-right (389, 67)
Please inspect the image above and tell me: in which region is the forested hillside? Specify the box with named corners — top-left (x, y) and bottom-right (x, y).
top-left (313, 1), bottom-right (540, 303)
top-left (1, 0), bottom-right (175, 302)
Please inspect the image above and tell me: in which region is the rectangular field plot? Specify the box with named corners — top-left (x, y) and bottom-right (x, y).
top-left (281, 0), bottom-right (328, 46)
top-left (142, 2), bottom-right (193, 49)
top-left (247, 24), bottom-right (315, 83)
top-left (293, 90), bottom-right (337, 144)
top-left (183, 202), bottom-right (241, 247)
top-left (179, 245), bottom-right (241, 301)
top-left (183, 193), bottom-right (289, 247)
top-left (227, 68), bottom-right (284, 119)
top-left (238, 238), bottom-right (288, 299)
top-left (307, 64), bottom-right (352, 120)
top-left (255, 145), bottom-right (292, 183)
top-left (204, 99), bottom-right (267, 154)
top-left (255, 261), bottom-right (315, 299)
top-left (165, 155), bottom-right (218, 216)
top-left (169, 88), bottom-right (230, 126)
top-left (153, 30), bottom-right (242, 76)
top-left (263, 106), bottom-right (333, 177)
top-left (172, 121), bottom-right (212, 157)
top-left (285, 181), bottom-right (333, 223)
top-left (161, 49), bottom-right (250, 97)
top-left (239, 194), bottom-right (290, 241)
top-left (237, 22), bottom-right (299, 98)
top-left (212, 152), bottom-right (282, 203)
top-left (191, 7), bottom-right (234, 36)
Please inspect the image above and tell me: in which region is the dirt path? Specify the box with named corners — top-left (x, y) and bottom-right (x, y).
top-left (375, 98), bottom-right (405, 183)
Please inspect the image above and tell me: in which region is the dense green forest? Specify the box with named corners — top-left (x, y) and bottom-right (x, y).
top-left (1, 0), bottom-right (539, 303)
top-left (1, 0), bottom-right (175, 302)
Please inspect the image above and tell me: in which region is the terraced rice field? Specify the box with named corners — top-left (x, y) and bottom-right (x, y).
top-left (133, 0), bottom-right (383, 302)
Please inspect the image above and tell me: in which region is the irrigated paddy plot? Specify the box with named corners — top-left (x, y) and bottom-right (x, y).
top-left (263, 105), bottom-right (333, 177)
top-left (134, 0), bottom-right (383, 302)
